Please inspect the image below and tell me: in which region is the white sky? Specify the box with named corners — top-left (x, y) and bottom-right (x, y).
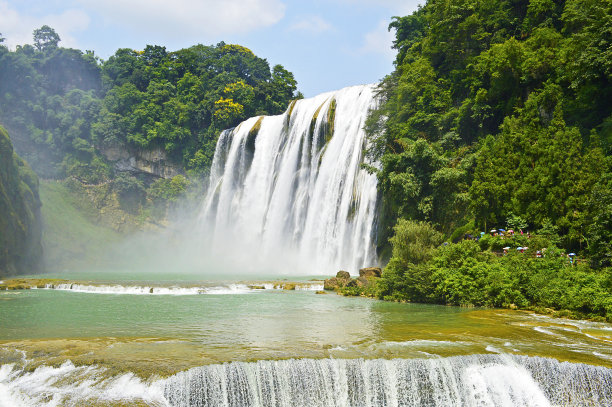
top-left (0, 0), bottom-right (422, 96)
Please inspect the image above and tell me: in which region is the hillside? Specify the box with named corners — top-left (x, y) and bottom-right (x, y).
top-left (0, 126), bottom-right (42, 276)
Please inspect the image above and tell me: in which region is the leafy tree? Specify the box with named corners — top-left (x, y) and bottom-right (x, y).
top-left (368, 0), bottom-right (610, 261)
top-left (33, 25), bottom-right (60, 52)
top-left (389, 219), bottom-right (444, 266)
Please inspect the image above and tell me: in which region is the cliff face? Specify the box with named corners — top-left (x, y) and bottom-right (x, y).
top-left (100, 143), bottom-right (182, 179)
top-left (0, 126), bottom-right (43, 276)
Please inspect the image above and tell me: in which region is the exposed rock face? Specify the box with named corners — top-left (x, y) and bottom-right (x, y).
top-left (100, 143), bottom-right (182, 179)
top-left (0, 126), bottom-right (43, 276)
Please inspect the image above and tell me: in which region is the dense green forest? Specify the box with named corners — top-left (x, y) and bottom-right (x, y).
top-left (357, 0), bottom-right (611, 319)
top-left (0, 126), bottom-right (42, 275)
top-left (0, 26), bottom-right (300, 202)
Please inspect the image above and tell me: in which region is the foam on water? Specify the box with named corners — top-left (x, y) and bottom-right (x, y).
top-left (42, 282), bottom-right (323, 295)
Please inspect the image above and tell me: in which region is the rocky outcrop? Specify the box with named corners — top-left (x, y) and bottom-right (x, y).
top-left (0, 126), bottom-right (43, 276)
top-left (324, 267), bottom-right (381, 291)
top-left (100, 143), bottom-right (182, 179)
top-left (359, 267), bottom-right (382, 279)
top-left (323, 270), bottom-right (352, 290)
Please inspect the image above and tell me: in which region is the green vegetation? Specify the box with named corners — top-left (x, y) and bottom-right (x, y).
top-left (0, 126), bottom-right (42, 276)
top-left (362, 0), bottom-right (611, 319)
top-left (94, 43), bottom-right (300, 173)
top-left (0, 29), bottom-right (300, 179)
top-left (39, 180), bottom-right (124, 270)
top-left (376, 223), bottom-right (612, 321)
top-left (368, 0), bottom-right (610, 257)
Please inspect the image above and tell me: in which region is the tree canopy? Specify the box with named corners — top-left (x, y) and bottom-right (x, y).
top-left (0, 31), bottom-right (300, 180)
top-left (368, 0), bottom-right (611, 263)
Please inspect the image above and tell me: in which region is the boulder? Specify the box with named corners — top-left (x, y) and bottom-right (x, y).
top-left (324, 277), bottom-right (340, 290)
top-left (356, 276), bottom-right (369, 287)
top-left (336, 270), bottom-right (351, 279)
top-left (345, 279), bottom-right (358, 288)
top-left (324, 270), bottom-right (353, 290)
top-left (359, 267), bottom-right (382, 279)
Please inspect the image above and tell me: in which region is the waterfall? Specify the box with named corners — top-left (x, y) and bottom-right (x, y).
top-left (198, 85), bottom-right (380, 274)
top-left (164, 355), bottom-right (612, 407)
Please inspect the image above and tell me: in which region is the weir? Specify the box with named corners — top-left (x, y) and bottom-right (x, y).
top-left (198, 85), bottom-right (379, 274)
top-left (164, 355), bottom-right (612, 407)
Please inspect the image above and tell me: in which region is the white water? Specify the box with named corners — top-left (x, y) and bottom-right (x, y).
top-left (198, 85), bottom-right (380, 275)
top-left (41, 283), bottom-right (323, 295)
top-left (2, 355), bottom-right (611, 406)
top-left (164, 355), bottom-right (612, 407)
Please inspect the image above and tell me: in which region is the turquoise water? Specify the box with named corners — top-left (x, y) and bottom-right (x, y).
top-left (1, 273), bottom-right (612, 406)
top-left (1, 274), bottom-right (611, 369)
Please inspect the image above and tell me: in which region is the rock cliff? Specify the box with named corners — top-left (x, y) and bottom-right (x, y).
top-left (0, 126), bottom-right (43, 276)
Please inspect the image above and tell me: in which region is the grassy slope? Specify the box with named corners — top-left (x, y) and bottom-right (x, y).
top-left (39, 181), bottom-right (121, 271)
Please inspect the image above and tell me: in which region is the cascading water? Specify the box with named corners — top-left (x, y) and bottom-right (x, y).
top-left (163, 355), bottom-right (612, 407)
top-left (198, 85), bottom-right (380, 274)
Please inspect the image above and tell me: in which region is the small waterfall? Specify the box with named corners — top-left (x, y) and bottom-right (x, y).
top-left (164, 355), bottom-right (612, 407)
top-left (198, 85), bottom-right (380, 274)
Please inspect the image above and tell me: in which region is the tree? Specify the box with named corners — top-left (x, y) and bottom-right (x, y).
top-left (389, 219), bottom-right (444, 266)
top-left (33, 25), bottom-right (60, 52)
top-left (0, 33), bottom-right (5, 43)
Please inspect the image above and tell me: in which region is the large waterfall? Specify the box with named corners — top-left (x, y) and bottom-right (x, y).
top-left (164, 355), bottom-right (612, 407)
top-left (198, 85), bottom-right (379, 274)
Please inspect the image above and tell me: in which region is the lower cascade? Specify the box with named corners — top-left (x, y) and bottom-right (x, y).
top-left (164, 355), bottom-right (612, 407)
top-left (198, 85), bottom-right (380, 274)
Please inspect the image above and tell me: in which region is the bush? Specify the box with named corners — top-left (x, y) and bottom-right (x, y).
top-left (389, 219), bottom-right (444, 266)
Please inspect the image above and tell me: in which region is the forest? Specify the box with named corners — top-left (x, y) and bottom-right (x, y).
top-left (0, 26), bottom-right (300, 202)
top-left (357, 0), bottom-right (611, 320)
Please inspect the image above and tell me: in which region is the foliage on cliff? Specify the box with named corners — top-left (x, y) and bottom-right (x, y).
top-left (94, 43), bottom-right (300, 172)
top-left (0, 126), bottom-right (42, 276)
top-left (368, 0), bottom-right (611, 265)
top-left (0, 28), bottom-right (300, 180)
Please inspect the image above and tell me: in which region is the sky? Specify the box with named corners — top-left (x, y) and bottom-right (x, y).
top-left (0, 0), bottom-right (422, 97)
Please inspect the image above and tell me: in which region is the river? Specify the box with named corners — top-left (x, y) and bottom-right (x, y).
top-left (1, 272), bottom-right (611, 406)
